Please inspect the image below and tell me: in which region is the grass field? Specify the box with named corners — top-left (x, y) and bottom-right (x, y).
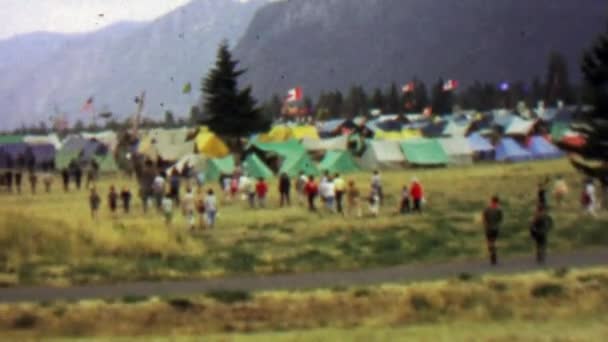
top-left (0, 267), bottom-right (607, 339)
top-left (0, 158), bottom-right (607, 286)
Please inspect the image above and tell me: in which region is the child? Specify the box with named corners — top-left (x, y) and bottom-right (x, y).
top-left (256, 178), bottom-right (269, 208)
top-left (205, 189), bottom-right (218, 229)
top-left (89, 187), bottom-right (101, 220)
top-left (368, 187), bottom-right (380, 217)
top-left (161, 192), bottom-right (174, 227)
top-left (182, 186), bottom-right (196, 230)
top-left (108, 186), bottom-right (118, 215)
top-left (120, 187), bottom-right (132, 214)
top-left (400, 185), bottom-right (411, 214)
top-left (347, 180), bottom-right (362, 218)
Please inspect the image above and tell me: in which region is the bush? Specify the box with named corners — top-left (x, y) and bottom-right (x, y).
top-left (206, 290), bottom-right (252, 304)
top-left (531, 283), bottom-right (565, 298)
top-left (553, 267), bottom-right (569, 278)
top-left (457, 272), bottom-right (475, 282)
top-left (353, 288), bottom-right (371, 298)
top-left (12, 313), bottom-right (38, 329)
top-left (410, 294), bottom-right (432, 311)
top-left (167, 298), bottom-right (195, 311)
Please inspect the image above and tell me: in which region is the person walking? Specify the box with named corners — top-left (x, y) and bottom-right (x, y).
top-left (482, 196), bottom-right (503, 266)
top-left (371, 170), bottom-right (383, 205)
top-left (241, 174), bottom-right (256, 209)
top-left (42, 168), bottom-right (53, 193)
top-left (279, 173), bottom-right (291, 207)
top-left (304, 176), bottom-right (319, 212)
top-left (5, 169), bottom-right (13, 193)
top-left (368, 186), bottom-right (380, 217)
top-left (323, 176), bottom-right (336, 213)
top-left (195, 188), bottom-right (206, 229)
top-left (530, 205), bottom-right (553, 264)
top-left (553, 175), bottom-right (568, 207)
top-left (169, 168), bottom-right (181, 205)
top-left (182, 186), bottom-right (196, 231)
top-left (295, 171), bottom-right (307, 205)
top-left (255, 177), bottom-right (269, 208)
top-left (582, 178), bottom-right (597, 217)
top-left (161, 192), bottom-right (174, 227)
top-left (108, 185), bottom-right (118, 216)
top-left (61, 167), bottom-right (70, 192)
top-left (346, 180), bottom-right (362, 217)
top-left (14, 168), bottom-right (22, 194)
top-left (334, 173), bottom-right (346, 215)
top-left (74, 163), bottom-right (83, 190)
top-left (89, 187), bottom-right (101, 220)
top-left (120, 187), bottom-right (132, 214)
top-left (400, 185), bottom-right (411, 214)
top-left (410, 178), bottom-right (424, 213)
top-left (153, 172), bottom-right (166, 211)
top-left (537, 181), bottom-right (548, 210)
top-left (28, 170), bottom-right (38, 195)
top-left (205, 189), bottom-right (218, 229)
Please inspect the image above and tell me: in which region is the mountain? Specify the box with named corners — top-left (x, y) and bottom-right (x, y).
top-left (234, 0), bottom-right (608, 102)
top-left (0, 0), bottom-right (267, 129)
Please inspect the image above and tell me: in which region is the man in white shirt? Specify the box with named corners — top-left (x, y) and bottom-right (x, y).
top-left (585, 179), bottom-right (597, 217)
top-left (153, 173), bottom-right (166, 210)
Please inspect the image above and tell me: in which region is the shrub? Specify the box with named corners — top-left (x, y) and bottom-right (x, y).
top-left (222, 250), bottom-right (258, 273)
top-left (410, 294), bottom-right (432, 311)
top-left (531, 283), bottom-right (565, 298)
top-left (457, 272), bottom-right (475, 282)
top-left (167, 298), bottom-right (195, 311)
top-left (12, 313), bottom-right (38, 329)
top-left (206, 290), bottom-right (252, 304)
top-left (553, 267), bottom-right (569, 278)
top-left (353, 288), bottom-right (371, 298)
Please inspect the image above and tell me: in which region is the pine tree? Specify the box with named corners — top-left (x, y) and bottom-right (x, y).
top-left (385, 83), bottom-right (400, 113)
top-left (202, 42), bottom-right (269, 152)
top-left (545, 51), bottom-right (575, 106)
top-left (262, 94), bottom-right (283, 120)
top-left (370, 88), bottom-right (385, 112)
top-left (413, 79), bottom-right (429, 112)
top-left (431, 78), bottom-right (453, 115)
top-left (164, 110), bottom-right (176, 128)
top-left (559, 24), bottom-right (608, 181)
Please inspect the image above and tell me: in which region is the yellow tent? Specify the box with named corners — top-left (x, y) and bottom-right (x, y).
top-left (195, 132), bottom-right (230, 158)
top-left (258, 125), bottom-right (294, 143)
top-left (292, 125), bottom-right (320, 140)
top-left (401, 128), bottom-right (422, 140)
top-left (375, 129), bottom-right (422, 141)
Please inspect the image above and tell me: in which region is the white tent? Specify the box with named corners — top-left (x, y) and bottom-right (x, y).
top-left (359, 140), bottom-right (405, 170)
top-left (302, 135), bottom-right (348, 152)
top-left (443, 120), bottom-right (470, 137)
top-left (505, 117), bottom-right (536, 136)
top-left (82, 131), bottom-right (118, 151)
top-left (438, 137), bottom-right (474, 165)
top-left (167, 154), bottom-right (207, 174)
top-left (24, 134), bottom-right (62, 149)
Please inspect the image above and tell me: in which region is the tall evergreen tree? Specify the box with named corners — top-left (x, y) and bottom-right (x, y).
top-left (530, 77), bottom-right (545, 108)
top-left (385, 83), bottom-right (400, 113)
top-left (413, 79), bottom-right (429, 112)
top-left (559, 24), bottom-right (608, 181)
top-left (545, 51), bottom-right (575, 106)
top-left (164, 110), bottom-right (176, 128)
top-left (345, 85), bottom-right (368, 117)
top-left (262, 94), bottom-right (283, 120)
top-left (370, 88), bottom-right (385, 112)
top-left (431, 78), bottom-right (453, 114)
top-left (202, 42), bottom-right (269, 152)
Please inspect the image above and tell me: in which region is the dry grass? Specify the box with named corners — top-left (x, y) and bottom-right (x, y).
top-left (0, 267), bottom-right (606, 339)
top-left (0, 158), bottom-right (607, 285)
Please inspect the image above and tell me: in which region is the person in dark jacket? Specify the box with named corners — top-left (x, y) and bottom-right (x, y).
top-left (73, 164), bottom-right (83, 190)
top-left (169, 168), bottom-right (181, 205)
top-left (14, 169), bottom-right (22, 194)
top-left (530, 205), bottom-right (553, 264)
top-left (61, 168), bottom-right (70, 192)
top-left (121, 187), bottom-right (132, 214)
top-left (108, 185), bottom-right (118, 215)
top-left (279, 173), bottom-right (291, 207)
top-left (482, 196), bottom-right (503, 266)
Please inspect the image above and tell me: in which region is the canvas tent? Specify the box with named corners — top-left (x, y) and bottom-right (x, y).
top-left (400, 139), bottom-right (449, 166)
top-left (258, 125), bottom-right (293, 143)
top-left (527, 136), bottom-right (563, 159)
top-left (291, 125), bottom-right (320, 140)
top-left (467, 133), bottom-right (494, 153)
top-left (495, 138), bottom-right (532, 162)
top-left (30, 144), bottom-right (56, 167)
top-left (81, 131), bottom-right (118, 151)
top-left (138, 128), bottom-right (192, 162)
top-left (438, 137), bottom-right (474, 165)
top-left (93, 154), bottom-right (119, 172)
top-left (54, 150), bottom-right (81, 170)
top-left (280, 152), bottom-right (319, 177)
top-left (360, 140), bottom-right (405, 170)
top-left (61, 136), bottom-right (89, 153)
top-left (205, 155), bottom-right (235, 182)
top-left (243, 153), bottom-right (274, 179)
top-left (375, 129), bottom-right (422, 141)
top-left (24, 134), bottom-right (62, 150)
top-left (302, 135), bottom-right (348, 152)
top-left (505, 117), bottom-right (537, 136)
top-left (168, 154), bottom-right (207, 174)
top-left (0, 135), bottom-right (24, 145)
top-left (195, 131), bottom-right (229, 158)
top-left (318, 151), bottom-right (359, 174)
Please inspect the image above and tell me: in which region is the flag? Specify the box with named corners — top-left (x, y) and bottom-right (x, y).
top-left (81, 97), bottom-right (94, 113)
top-left (285, 87), bottom-right (303, 103)
top-left (402, 82), bottom-right (415, 93)
top-left (442, 80), bottom-right (459, 91)
top-left (182, 82), bottom-right (192, 94)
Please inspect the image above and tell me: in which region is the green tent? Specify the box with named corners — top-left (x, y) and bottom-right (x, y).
top-left (243, 154), bottom-right (273, 179)
top-left (0, 135), bottom-right (24, 144)
top-left (249, 139), bottom-right (305, 158)
top-left (319, 151), bottom-right (360, 174)
top-left (400, 138), bottom-right (449, 166)
top-left (205, 155), bottom-right (235, 182)
top-left (93, 154), bottom-right (119, 173)
top-left (551, 122), bottom-right (570, 142)
top-left (54, 150), bottom-right (81, 170)
top-left (280, 152), bottom-right (318, 177)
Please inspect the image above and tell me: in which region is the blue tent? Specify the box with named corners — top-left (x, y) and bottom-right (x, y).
top-left (30, 144), bottom-right (56, 167)
top-left (528, 136), bottom-right (563, 159)
top-left (495, 138), bottom-right (532, 162)
top-left (467, 133), bottom-right (494, 153)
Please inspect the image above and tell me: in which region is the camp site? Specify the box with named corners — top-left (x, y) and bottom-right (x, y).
top-left (1, 0), bottom-right (608, 340)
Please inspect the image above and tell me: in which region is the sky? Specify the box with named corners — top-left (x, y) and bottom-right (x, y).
top-left (0, 0), bottom-right (197, 39)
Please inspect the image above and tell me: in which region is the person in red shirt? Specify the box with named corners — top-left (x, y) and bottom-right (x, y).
top-left (304, 175), bottom-right (318, 212)
top-left (255, 178), bottom-right (268, 208)
top-left (410, 178), bottom-right (424, 213)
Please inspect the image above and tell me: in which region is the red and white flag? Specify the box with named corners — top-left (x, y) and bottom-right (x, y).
top-left (285, 87), bottom-right (303, 103)
top-left (443, 80), bottom-right (459, 91)
top-left (402, 82), bottom-right (415, 93)
top-left (81, 96), bottom-right (94, 113)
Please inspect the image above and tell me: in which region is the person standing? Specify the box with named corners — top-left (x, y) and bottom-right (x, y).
top-left (28, 171), bottom-right (38, 194)
top-left (346, 180), bottom-right (362, 217)
top-left (279, 173), bottom-right (291, 207)
top-left (530, 205), bottom-right (553, 264)
top-left (120, 187), bottom-right (132, 214)
top-left (153, 172), bottom-right (166, 211)
top-left (553, 175), bottom-right (568, 207)
top-left (304, 176), bottom-right (319, 212)
top-left (482, 196), bottom-right (503, 266)
top-left (410, 178), bottom-right (424, 213)
top-left (242, 174), bottom-right (256, 209)
top-left (323, 176), bottom-right (336, 213)
top-left (371, 170), bottom-right (383, 205)
top-left (537, 181), bottom-right (548, 210)
top-left (169, 168), bottom-right (181, 206)
top-left (42, 168), bottom-right (53, 193)
top-left (108, 186), bottom-right (118, 216)
top-left (182, 186), bottom-right (196, 231)
top-left (5, 169), bottom-right (13, 193)
top-left (74, 163), bottom-right (83, 190)
top-left (86, 164), bottom-right (95, 189)
top-left (582, 178), bottom-right (597, 217)
top-left (14, 167), bottom-right (22, 194)
top-left (89, 187), bottom-right (101, 220)
top-left (368, 186), bottom-right (380, 217)
top-left (61, 168), bottom-right (70, 192)
top-left (205, 189), bottom-right (218, 229)
top-left (334, 173), bottom-right (346, 215)
top-left (255, 177), bottom-right (269, 208)
top-left (295, 171), bottom-right (307, 205)
top-left (195, 188), bottom-right (206, 229)
top-left (400, 185), bottom-right (411, 214)
top-left (161, 192), bottom-right (174, 227)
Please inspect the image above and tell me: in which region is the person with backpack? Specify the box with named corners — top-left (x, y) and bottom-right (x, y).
top-left (304, 176), bottom-right (319, 212)
top-left (530, 205), bottom-right (553, 264)
top-left (278, 173), bottom-right (291, 207)
top-left (482, 196), bottom-right (503, 266)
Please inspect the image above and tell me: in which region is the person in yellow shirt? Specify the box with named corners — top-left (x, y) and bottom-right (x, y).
top-left (334, 173), bottom-right (346, 215)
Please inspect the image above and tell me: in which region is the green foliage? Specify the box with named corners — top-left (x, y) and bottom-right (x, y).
top-left (545, 51), bottom-right (574, 105)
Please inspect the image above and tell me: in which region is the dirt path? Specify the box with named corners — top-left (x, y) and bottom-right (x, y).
top-left (1, 248), bottom-right (607, 303)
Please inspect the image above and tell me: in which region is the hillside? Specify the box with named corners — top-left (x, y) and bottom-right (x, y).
top-left (234, 0), bottom-right (607, 101)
